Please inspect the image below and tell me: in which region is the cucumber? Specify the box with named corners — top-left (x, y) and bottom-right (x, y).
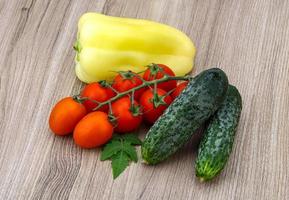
top-left (195, 85), bottom-right (242, 181)
top-left (141, 68), bottom-right (229, 164)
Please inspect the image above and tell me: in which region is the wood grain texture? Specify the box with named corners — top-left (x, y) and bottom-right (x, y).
top-left (0, 0), bottom-right (288, 199)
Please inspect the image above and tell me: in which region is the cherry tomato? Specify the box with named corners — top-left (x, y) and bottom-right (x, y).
top-left (139, 88), bottom-right (172, 124)
top-left (171, 81), bottom-right (188, 100)
top-left (143, 64), bottom-right (177, 92)
top-left (112, 71), bottom-right (145, 100)
top-left (80, 82), bottom-right (115, 112)
top-left (49, 97), bottom-right (87, 136)
top-left (112, 97), bottom-right (142, 133)
top-left (73, 111), bottom-right (113, 148)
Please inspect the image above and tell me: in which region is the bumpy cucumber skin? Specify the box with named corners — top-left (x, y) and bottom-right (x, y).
top-left (195, 85), bottom-right (242, 181)
top-left (141, 68), bottom-right (229, 164)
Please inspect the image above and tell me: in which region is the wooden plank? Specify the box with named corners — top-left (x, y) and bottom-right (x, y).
top-left (0, 0), bottom-right (288, 199)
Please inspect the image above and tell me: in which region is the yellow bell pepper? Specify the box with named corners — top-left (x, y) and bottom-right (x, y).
top-left (74, 13), bottom-right (196, 83)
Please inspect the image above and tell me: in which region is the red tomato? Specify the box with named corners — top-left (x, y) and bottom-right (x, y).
top-left (73, 111), bottom-right (113, 148)
top-left (112, 71), bottom-right (145, 100)
top-left (80, 82), bottom-right (115, 112)
top-left (171, 81), bottom-right (188, 100)
top-left (49, 97), bottom-right (87, 136)
top-left (143, 64), bottom-right (177, 92)
top-left (111, 97), bottom-right (142, 133)
top-left (139, 88), bottom-right (172, 124)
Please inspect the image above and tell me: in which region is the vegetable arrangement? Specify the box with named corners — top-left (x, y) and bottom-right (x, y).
top-left (49, 63), bottom-right (191, 178)
top-left (49, 13), bottom-right (242, 181)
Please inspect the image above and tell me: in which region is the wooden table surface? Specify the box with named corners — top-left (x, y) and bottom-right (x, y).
top-left (1, 0), bottom-right (289, 199)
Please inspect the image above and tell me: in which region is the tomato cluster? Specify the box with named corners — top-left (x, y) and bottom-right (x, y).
top-left (49, 64), bottom-right (188, 149)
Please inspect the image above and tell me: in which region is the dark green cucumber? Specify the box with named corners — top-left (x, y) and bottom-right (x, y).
top-left (141, 68), bottom-right (229, 164)
top-left (195, 85), bottom-right (242, 181)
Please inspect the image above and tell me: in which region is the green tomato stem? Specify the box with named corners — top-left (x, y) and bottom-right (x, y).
top-left (92, 75), bottom-right (190, 111)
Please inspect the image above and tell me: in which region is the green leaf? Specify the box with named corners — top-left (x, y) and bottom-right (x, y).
top-left (100, 134), bottom-right (142, 179)
top-left (111, 152), bottom-right (129, 179)
top-left (100, 140), bottom-right (122, 161)
top-left (123, 142), bottom-right (138, 162)
top-left (122, 134), bottom-right (142, 145)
